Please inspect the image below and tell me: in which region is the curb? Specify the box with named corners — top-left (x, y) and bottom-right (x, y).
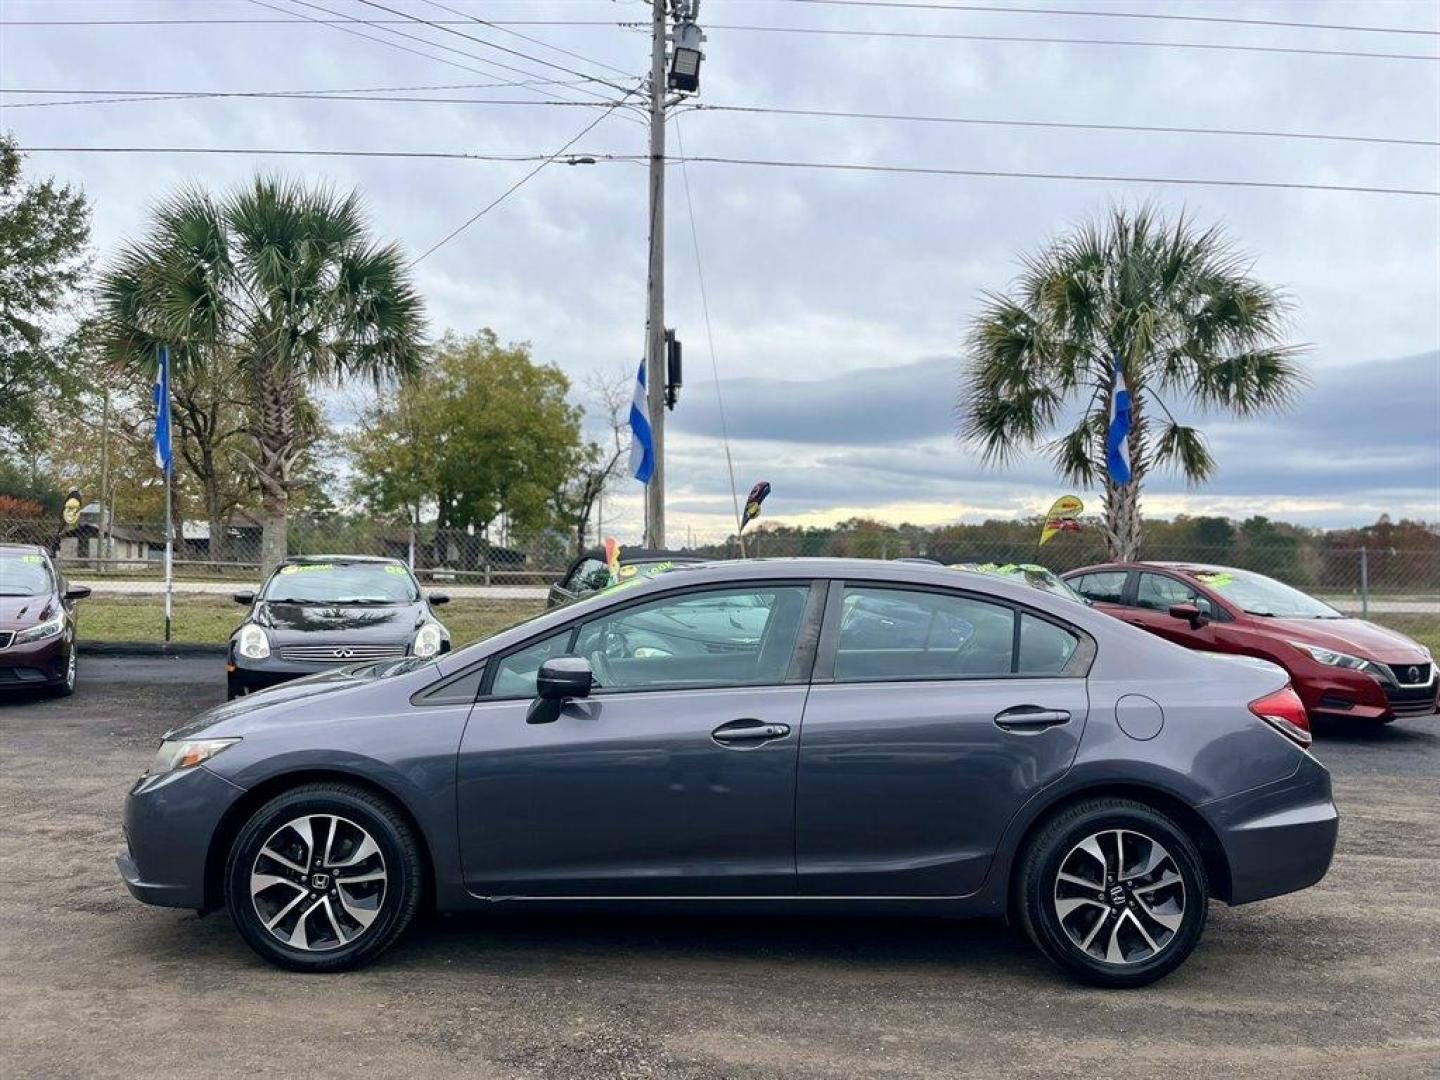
top-left (79, 640), bottom-right (228, 657)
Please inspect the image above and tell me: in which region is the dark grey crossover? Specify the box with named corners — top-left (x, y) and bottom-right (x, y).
top-left (226, 555), bottom-right (450, 698)
top-left (120, 559), bottom-right (1337, 986)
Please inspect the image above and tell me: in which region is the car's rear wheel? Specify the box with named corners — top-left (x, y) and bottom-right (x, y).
top-left (1017, 798), bottom-right (1208, 988)
top-left (224, 783), bottom-right (423, 972)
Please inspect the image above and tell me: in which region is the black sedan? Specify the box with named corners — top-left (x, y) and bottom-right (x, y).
top-left (227, 555), bottom-right (450, 698)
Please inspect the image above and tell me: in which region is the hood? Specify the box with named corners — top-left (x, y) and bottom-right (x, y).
top-left (1266, 616), bottom-right (1430, 662)
top-left (252, 600), bottom-right (424, 642)
top-left (0, 594), bottom-right (56, 628)
top-left (167, 657), bottom-right (438, 739)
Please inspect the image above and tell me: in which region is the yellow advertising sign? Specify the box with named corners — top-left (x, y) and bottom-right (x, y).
top-left (62, 491), bottom-right (83, 527)
top-left (1039, 495), bottom-right (1084, 547)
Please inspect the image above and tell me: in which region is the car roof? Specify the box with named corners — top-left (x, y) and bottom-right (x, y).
top-left (1066, 560), bottom-right (1241, 575)
top-left (280, 554), bottom-right (406, 567)
top-left (0, 543), bottom-right (48, 557)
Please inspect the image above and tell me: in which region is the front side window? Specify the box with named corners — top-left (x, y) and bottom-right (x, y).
top-left (491, 631), bottom-right (571, 697)
top-left (572, 586), bottom-right (810, 692)
top-left (1136, 573), bottom-right (1214, 616)
top-left (835, 587), bottom-right (1016, 681)
top-left (1071, 571), bottom-right (1128, 605)
top-left (566, 558), bottom-right (610, 594)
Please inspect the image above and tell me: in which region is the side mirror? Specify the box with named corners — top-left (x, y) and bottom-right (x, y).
top-left (233, 590), bottom-right (256, 606)
top-left (428, 592), bottom-right (451, 606)
top-left (64, 585), bottom-right (91, 601)
top-left (528, 657), bottom-right (593, 724)
top-left (1168, 602), bottom-right (1208, 630)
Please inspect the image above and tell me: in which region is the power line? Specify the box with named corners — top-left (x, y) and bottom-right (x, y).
top-left (686, 103), bottom-right (1439, 149)
top-left (669, 154), bottom-right (1440, 198)
top-left (672, 117), bottom-right (746, 550)
top-left (258, 0), bottom-right (635, 114)
top-left (763, 0), bottom-right (1440, 38)
top-left (0, 18), bottom-right (630, 27)
top-left (413, 84), bottom-right (644, 264)
top-left (422, 0), bottom-right (633, 78)
top-left (18, 144), bottom-right (1436, 197)
top-left (350, 0), bottom-right (638, 94)
top-left (2, 91), bottom-right (625, 111)
top-left (702, 22), bottom-right (1439, 62)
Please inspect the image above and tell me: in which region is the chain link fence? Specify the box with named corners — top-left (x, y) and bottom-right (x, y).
top-left (4, 515), bottom-right (1436, 614)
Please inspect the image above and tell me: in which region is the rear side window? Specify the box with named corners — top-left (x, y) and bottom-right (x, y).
top-left (1071, 571), bottom-right (1127, 605)
top-left (1018, 614), bottom-right (1079, 674)
top-left (834, 587), bottom-right (1015, 681)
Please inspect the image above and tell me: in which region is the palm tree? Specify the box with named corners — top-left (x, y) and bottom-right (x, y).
top-left (99, 177), bottom-right (425, 570)
top-left (959, 205), bottom-right (1306, 560)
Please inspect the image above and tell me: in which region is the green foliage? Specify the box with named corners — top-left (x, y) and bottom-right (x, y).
top-left (0, 135), bottom-right (92, 452)
top-left (959, 205), bottom-right (1306, 558)
top-left (96, 174), bottom-right (425, 568)
top-left (348, 329), bottom-right (584, 539)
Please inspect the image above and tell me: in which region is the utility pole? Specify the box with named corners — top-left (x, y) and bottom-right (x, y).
top-left (643, 0), bottom-right (668, 548)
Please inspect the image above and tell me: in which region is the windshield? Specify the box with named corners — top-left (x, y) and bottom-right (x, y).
top-left (261, 562), bottom-right (420, 605)
top-left (0, 552), bottom-right (55, 597)
top-left (1189, 568), bottom-right (1342, 619)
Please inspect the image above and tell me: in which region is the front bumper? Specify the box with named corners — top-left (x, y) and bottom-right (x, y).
top-left (118, 764), bottom-right (247, 910)
top-left (1297, 663), bottom-right (1437, 723)
top-left (0, 633), bottom-right (67, 688)
top-left (1201, 752), bottom-right (1338, 905)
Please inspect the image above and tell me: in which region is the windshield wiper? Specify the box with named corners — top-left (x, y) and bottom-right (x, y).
top-left (1243, 609), bottom-right (1277, 617)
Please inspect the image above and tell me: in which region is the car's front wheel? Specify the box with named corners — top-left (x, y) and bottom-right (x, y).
top-left (1016, 797), bottom-right (1209, 988)
top-left (224, 783), bottom-right (423, 971)
top-left (47, 646), bottom-right (77, 697)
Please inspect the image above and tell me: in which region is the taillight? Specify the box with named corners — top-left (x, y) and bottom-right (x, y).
top-left (1250, 686), bottom-right (1312, 748)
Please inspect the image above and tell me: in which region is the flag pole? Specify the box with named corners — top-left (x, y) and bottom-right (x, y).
top-left (164, 458), bottom-right (173, 644)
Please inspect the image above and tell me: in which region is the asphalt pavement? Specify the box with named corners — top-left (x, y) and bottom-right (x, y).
top-left (1, 656), bottom-right (1437, 1079)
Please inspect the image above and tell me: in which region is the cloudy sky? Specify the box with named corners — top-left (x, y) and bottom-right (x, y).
top-left (5, 0), bottom-right (1438, 539)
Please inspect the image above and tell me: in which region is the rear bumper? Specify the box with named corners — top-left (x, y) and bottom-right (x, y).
top-left (1201, 752), bottom-right (1338, 905)
top-left (119, 764), bottom-right (247, 910)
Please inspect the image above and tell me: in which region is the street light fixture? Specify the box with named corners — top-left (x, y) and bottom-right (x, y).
top-left (668, 20), bottom-right (705, 93)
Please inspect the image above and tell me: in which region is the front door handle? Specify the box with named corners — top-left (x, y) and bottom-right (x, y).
top-left (994, 706), bottom-right (1071, 733)
top-left (711, 718), bottom-right (790, 746)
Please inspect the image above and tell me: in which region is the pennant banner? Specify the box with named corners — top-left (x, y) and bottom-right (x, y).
top-left (739, 480), bottom-right (771, 534)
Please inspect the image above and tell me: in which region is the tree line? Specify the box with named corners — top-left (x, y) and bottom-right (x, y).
top-left (0, 137), bottom-right (629, 570)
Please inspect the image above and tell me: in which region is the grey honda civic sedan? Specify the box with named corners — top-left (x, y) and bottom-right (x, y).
top-left (118, 559), bottom-right (1337, 987)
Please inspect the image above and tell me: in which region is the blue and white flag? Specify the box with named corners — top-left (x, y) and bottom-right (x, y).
top-left (628, 358), bottom-right (655, 484)
top-left (1106, 358), bottom-right (1132, 486)
top-left (153, 345), bottom-right (173, 474)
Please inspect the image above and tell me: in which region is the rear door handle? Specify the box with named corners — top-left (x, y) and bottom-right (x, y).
top-left (711, 718), bottom-right (790, 746)
top-left (993, 706), bottom-right (1071, 733)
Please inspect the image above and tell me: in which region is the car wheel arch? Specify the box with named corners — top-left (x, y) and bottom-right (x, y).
top-left (1001, 781), bottom-right (1233, 911)
top-left (202, 768), bottom-right (437, 915)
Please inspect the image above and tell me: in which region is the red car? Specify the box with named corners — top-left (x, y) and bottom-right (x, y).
top-left (0, 543), bottom-right (90, 696)
top-left (1063, 562), bottom-right (1437, 726)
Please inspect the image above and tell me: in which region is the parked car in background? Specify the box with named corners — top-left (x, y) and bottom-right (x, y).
top-left (547, 547), bottom-right (707, 607)
top-left (121, 558), bottom-right (1336, 987)
top-left (1063, 562), bottom-right (1437, 725)
top-left (227, 555), bottom-right (450, 699)
top-left (0, 543), bottom-right (89, 697)
top-left (949, 562), bottom-right (1090, 604)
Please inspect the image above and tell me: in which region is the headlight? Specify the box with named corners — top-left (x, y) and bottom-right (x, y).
top-left (14, 611), bottom-right (65, 644)
top-left (412, 622), bottom-right (444, 658)
top-left (147, 737), bottom-right (240, 776)
top-left (236, 622), bottom-right (270, 660)
top-left (1289, 640), bottom-right (1376, 674)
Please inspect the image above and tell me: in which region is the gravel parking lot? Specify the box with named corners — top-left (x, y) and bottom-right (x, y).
top-left (2, 657), bottom-right (1437, 1080)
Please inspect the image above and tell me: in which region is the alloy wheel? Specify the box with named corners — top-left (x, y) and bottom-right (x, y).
top-left (249, 814), bottom-right (387, 952)
top-left (1053, 828), bottom-right (1185, 965)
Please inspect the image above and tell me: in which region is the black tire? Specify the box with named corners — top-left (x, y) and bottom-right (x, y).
top-left (224, 783), bottom-right (423, 972)
top-left (1016, 797), bottom-right (1209, 989)
top-left (47, 647), bottom-right (77, 697)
